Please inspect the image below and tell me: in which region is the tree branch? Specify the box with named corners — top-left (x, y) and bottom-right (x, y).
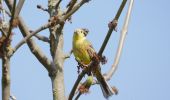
top-left (7, 0), bottom-right (91, 57)
top-left (66, 0), bottom-right (78, 13)
top-left (98, 0), bottom-right (127, 56)
top-left (37, 5), bottom-right (48, 12)
top-left (63, 0), bottom-right (90, 20)
top-left (18, 17), bottom-right (52, 72)
top-left (12, 22), bottom-right (50, 55)
top-left (68, 67), bottom-right (89, 100)
top-left (2, 47), bottom-right (11, 100)
top-left (79, 0), bottom-right (128, 91)
top-left (10, 0), bottom-right (91, 57)
top-left (75, 92), bottom-right (82, 100)
top-left (14, 0), bottom-right (25, 18)
top-left (104, 0), bottom-right (134, 81)
top-left (5, 0), bottom-right (52, 72)
top-left (34, 34), bottom-right (50, 43)
top-left (6, 0), bottom-right (16, 40)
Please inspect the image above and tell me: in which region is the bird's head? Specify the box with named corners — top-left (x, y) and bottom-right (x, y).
top-left (74, 28), bottom-right (89, 40)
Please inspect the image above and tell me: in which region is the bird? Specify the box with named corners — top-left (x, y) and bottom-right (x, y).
top-left (72, 28), bottom-right (116, 99)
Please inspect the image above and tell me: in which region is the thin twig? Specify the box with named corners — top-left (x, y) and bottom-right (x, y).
top-left (68, 67), bottom-right (89, 100)
top-left (98, 0), bottom-right (127, 56)
top-left (7, 0), bottom-right (16, 39)
top-left (37, 5), bottom-right (48, 12)
top-left (104, 0), bottom-right (134, 81)
top-left (91, 0), bottom-right (127, 85)
top-left (34, 34), bottom-right (50, 43)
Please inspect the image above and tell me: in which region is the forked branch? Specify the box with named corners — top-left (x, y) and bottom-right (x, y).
top-left (5, 0), bottom-right (52, 72)
top-left (10, 0), bottom-right (90, 56)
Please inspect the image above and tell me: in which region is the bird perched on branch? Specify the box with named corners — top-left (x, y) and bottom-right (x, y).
top-left (72, 28), bottom-right (117, 98)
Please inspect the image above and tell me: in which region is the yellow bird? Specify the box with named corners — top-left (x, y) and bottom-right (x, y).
top-left (72, 28), bottom-right (116, 98)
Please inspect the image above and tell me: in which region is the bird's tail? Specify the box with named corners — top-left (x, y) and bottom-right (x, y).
top-left (95, 69), bottom-right (117, 99)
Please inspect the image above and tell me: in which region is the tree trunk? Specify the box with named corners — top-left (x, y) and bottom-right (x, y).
top-left (2, 53), bottom-right (10, 100)
top-left (48, 0), bottom-right (66, 100)
top-left (50, 33), bottom-right (66, 100)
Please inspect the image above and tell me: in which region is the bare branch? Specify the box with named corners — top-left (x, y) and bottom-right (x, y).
top-left (104, 0), bottom-right (134, 81)
top-left (12, 23), bottom-right (50, 54)
top-left (18, 17), bottom-right (52, 72)
top-left (34, 34), bottom-right (50, 43)
top-left (5, 0), bottom-right (52, 72)
top-left (68, 67), bottom-right (89, 100)
top-left (63, 0), bottom-right (90, 20)
top-left (7, 0), bottom-right (16, 39)
top-left (66, 0), bottom-right (78, 13)
top-left (98, 0), bottom-right (127, 56)
top-left (14, 0), bottom-right (25, 18)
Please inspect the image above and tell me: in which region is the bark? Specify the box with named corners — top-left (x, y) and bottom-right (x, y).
top-left (50, 33), bottom-right (65, 100)
top-left (2, 51), bottom-right (10, 100)
top-left (48, 0), bottom-right (66, 100)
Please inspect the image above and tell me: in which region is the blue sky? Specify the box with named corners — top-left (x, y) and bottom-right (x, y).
top-left (1, 0), bottom-right (170, 100)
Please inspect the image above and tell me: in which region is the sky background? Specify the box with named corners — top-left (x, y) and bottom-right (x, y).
top-left (1, 0), bottom-right (170, 100)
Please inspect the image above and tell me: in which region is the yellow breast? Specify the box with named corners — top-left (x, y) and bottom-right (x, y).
top-left (73, 39), bottom-right (91, 65)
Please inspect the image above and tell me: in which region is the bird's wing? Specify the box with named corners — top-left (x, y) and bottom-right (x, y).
top-left (84, 39), bottom-right (99, 61)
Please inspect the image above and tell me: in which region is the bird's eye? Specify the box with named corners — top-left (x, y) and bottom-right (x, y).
top-left (83, 32), bottom-right (87, 36)
top-left (80, 31), bottom-right (86, 36)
